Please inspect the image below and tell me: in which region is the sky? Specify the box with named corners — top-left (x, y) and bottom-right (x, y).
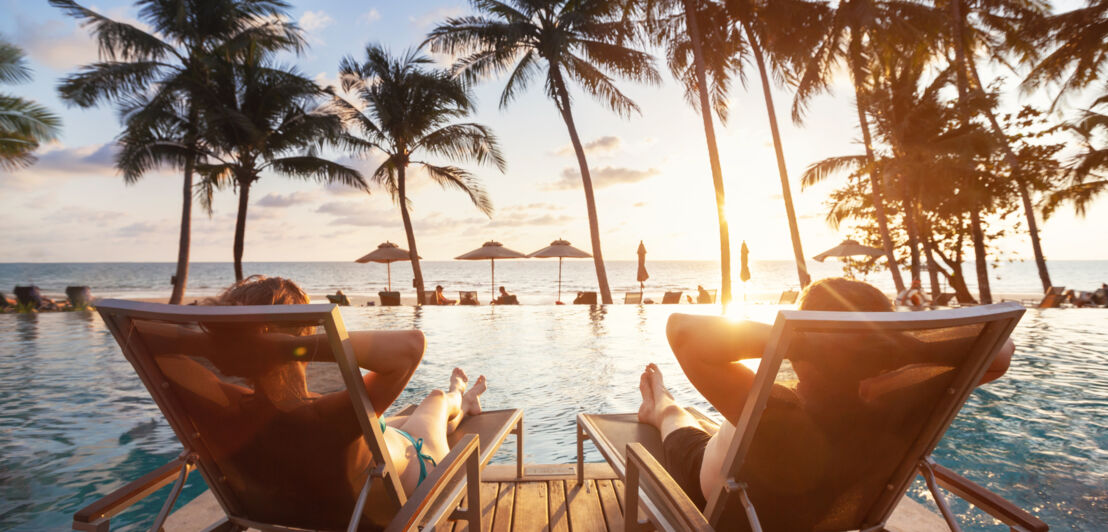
top-left (0, 0), bottom-right (1104, 263)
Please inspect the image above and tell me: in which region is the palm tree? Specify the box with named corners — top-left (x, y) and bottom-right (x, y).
top-left (194, 48), bottom-right (365, 281)
top-left (331, 45), bottom-right (505, 305)
top-left (0, 39), bottom-right (61, 169)
top-left (52, 0), bottom-right (304, 304)
top-left (792, 0), bottom-right (940, 293)
top-left (1023, 0), bottom-right (1108, 108)
top-left (1045, 95), bottom-right (1108, 217)
top-left (943, 0), bottom-right (1054, 294)
top-left (426, 0), bottom-right (660, 305)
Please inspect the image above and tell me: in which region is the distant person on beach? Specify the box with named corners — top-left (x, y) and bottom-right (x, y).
top-left (696, 285), bottom-right (712, 304)
top-left (459, 292), bottom-right (479, 305)
top-left (1093, 284), bottom-right (1108, 306)
top-left (493, 286), bottom-right (519, 305)
top-left (633, 277), bottom-right (1015, 521)
top-left (186, 276), bottom-right (489, 505)
top-left (434, 285), bottom-right (456, 305)
top-left (896, 279), bottom-right (928, 308)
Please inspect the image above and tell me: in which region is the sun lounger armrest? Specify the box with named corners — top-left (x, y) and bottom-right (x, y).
top-left (929, 461), bottom-right (1049, 532)
top-left (386, 433), bottom-right (481, 532)
top-left (72, 454), bottom-right (194, 530)
top-left (625, 443), bottom-right (713, 532)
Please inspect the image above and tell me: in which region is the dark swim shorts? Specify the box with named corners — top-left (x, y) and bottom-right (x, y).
top-left (661, 426), bottom-right (712, 509)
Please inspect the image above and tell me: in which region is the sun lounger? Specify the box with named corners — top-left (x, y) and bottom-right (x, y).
top-left (933, 292), bottom-right (957, 307)
top-left (14, 285), bottom-right (57, 310)
top-left (577, 303), bottom-right (1046, 532)
top-left (697, 289), bottom-right (717, 304)
top-left (458, 291), bottom-right (479, 305)
top-left (661, 291), bottom-right (682, 304)
top-left (65, 286), bottom-right (93, 309)
top-left (379, 290), bottom-right (401, 306)
top-left (79, 300), bottom-right (523, 532)
top-left (624, 292), bottom-right (643, 304)
top-left (573, 291), bottom-right (598, 305)
top-left (777, 290), bottom-right (798, 304)
top-left (326, 292), bottom-right (352, 306)
top-left (1035, 286), bottom-right (1065, 308)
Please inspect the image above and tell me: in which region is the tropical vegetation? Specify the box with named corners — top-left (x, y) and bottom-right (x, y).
top-left (331, 44), bottom-right (504, 304)
top-left (0, 39), bottom-right (60, 170)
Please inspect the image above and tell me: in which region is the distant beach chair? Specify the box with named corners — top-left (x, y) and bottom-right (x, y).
top-left (326, 291), bottom-right (351, 306)
top-left (14, 285), bottom-right (56, 310)
top-left (65, 286), bottom-right (93, 309)
top-left (0, 292), bottom-right (13, 309)
top-left (80, 300), bottom-right (523, 532)
top-left (661, 291), bottom-right (682, 304)
top-left (378, 291), bottom-right (401, 306)
top-left (933, 292), bottom-right (957, 307)
top-left (777, 290), bottom-right (798, 304)
top-left (697, 288), bottom-right (717, 304)
top-left (458, 291), bottom-right (479, 305)
top-left (573, 291), bottom-right (597, 305)
top-left (1038, 286), bottom-right (1065, 308)
top-left (624, 292), bottom-right (643, 304)
top-left (577, 303), bottom-right (1045, 532)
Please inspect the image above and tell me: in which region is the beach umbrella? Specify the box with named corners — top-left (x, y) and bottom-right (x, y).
top-left (455, 241), bottom-right (528, 301)
top-left (355, 241), bottom-right (418, 291)
top-left (636, 241), bottom-right (649, 292)
top-left (740, 241), bottom-right (751, 282)
top-left (812, 239), bottom-right (885, 262)
top-left (528, 238), bottom-right (591, 303)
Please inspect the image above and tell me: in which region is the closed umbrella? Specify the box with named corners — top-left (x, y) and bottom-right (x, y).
top-left (355, 241), bottom-right (418, 291)
top-left (812, 239), bottom-right (885, 262)
top-left (455, 241), bottom-right (528, 301)
top-left (739, 241), bottom-right (751, 282)
top-left (528, 239), bottom-right (591, 303)
top-left (636, 241), bottom-right (649, 292)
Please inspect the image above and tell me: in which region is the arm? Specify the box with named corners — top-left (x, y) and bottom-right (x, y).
top-left (666, 314), bottom-right (772, 424)
top-left (349, 330), bottom-right (425, 416)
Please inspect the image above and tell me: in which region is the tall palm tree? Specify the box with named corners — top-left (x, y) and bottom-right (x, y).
top-left (0, 39), bottom-right (61, 169)
top-left (52, 0), bottom-right (304, 304)
top-left (331, 45), bottom-right (505, 305)
top-left (943, 0), bottom-right (1054, 293)
top-left (1045, 95), bottom-right (1108, 217)
top-left (195, 48), bottom-right (365, 281)
top-left (645, 0), bottom-right (736, 305)
top-left (792, 0), bottom-right (940, 293)
top-left (426, 0), bottom-right (660, 305)
top-left (1023, 0), bottom-right (1108, 108)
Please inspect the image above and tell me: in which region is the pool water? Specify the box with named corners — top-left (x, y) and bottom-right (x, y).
top-left (1, 305), bottom-right (1105, 530)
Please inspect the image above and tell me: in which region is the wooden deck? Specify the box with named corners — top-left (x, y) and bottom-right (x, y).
top-left (164, 464), bottom-right (948, 531)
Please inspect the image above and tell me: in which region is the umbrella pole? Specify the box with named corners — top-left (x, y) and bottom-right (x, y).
top-left (491, 258), bottom-right (495, 302)
top-left (558, 257), bottom-right (563, 303)
top-left (387, 262), bottom-right (392, 292)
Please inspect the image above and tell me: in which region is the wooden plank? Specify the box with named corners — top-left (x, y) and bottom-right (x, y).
top-left (564, 480), bottom-right (608, 532)
top-left (595, 480), bottom-right (624, 531)
top-left (511, 482), bottom-right (550, 531)
top-left (454, 482), bottom-right (499, 532)
top-left (481, 463), bottom-right (617, 482)
top-left (490, 482), bottom-right (516, 532)
top-left (611, 479), bottom-right (625, 511)
top-left (547, 481), bottom-right (569, 532)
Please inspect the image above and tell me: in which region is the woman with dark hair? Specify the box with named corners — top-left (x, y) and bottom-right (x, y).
top-left (635, 278), bottom-right (1014, 514)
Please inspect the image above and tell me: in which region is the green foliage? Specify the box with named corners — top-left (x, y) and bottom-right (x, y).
top-left (0, 39), bottom-right (61, 170)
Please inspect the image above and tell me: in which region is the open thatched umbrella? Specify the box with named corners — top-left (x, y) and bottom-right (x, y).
top-left (813, 239), bottom-right (885, 262)
top-left (529, 239), bottom-right (591, 303)
top-left (355, 241), bottom-right (418, 291)
top-left (455, 241), bottom-right (528, 301)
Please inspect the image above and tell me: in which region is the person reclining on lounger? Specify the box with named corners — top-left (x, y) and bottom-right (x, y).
top-left (433, 285), bottom-right (456, 305)
top-left (493, 286), bottom-right (519, 305)
top-left (635, 277), bottom-right (1015, 518)
top-left (193, 276), bottom-right (488, 501)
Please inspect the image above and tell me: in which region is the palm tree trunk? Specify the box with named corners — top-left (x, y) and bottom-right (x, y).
top-left (899, 174), bottom-right (922, 281)
top-left (551, 70), bottom-right (613, 304)
top-left (922, 222), bottom-right (942, 299)
top-left (398, 165), bottom-right (426, 305)
top-left (683, 0), bottom-right (732, 305)
top-left (849, 56), bottom-right (905, 293)
top-left (233, 178), bottom-right (250, 282)
top-left (744, 22), bottom-right (809, 288)
top-left (169, 132), bottom-right (195, 304)
top-left (969, 207), bottom-right (992, 304)
top-left (964, 57), bottom-right (1053, 291)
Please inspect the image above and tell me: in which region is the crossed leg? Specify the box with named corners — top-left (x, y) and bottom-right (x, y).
top-left (637, 363), bottom-right (701, 439)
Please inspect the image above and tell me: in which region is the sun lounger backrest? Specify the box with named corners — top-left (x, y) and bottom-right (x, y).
top-left (459, 291), bottom-right (479, 305)
top-left (705, 303), bottom-right (1025, 531)
top-left (95, 300), bottom-right (406, 530)
top-left (624, 292), bottom-right (643, 304)
top-left (661, 291), bottom-right (682, 304)
top-left (379, 291), bottom-right (401, 306)
top-left (777, 290), bottom-right (798, 304)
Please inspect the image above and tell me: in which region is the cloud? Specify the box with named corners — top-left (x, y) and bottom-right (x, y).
top-left (547, 166), bottom-right (660, 190)
top-left (487, 214), bottom-right (574, 228)
top-left (359, 8), bottom-right (382, 24)
top-left (117, 220), bottom-right (173, 238)
top-left (553, 136), bottom-right (622, 157)
top-left (499, 202), bottom-right (562, 214)
top-left (299, 10), bottom-right (334, 32)
top-left (11, 7), bottom-right (152, 71)
top-left (30, 142), bottom-right (119, 175)
top-left (411, 6), bottom-right (465, 28)
top-left (633, 201), bottom-right (646, 207)
top-left (255, 191), bottom-right (318, 207)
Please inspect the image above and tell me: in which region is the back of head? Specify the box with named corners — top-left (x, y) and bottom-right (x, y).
top-left (207, 275), bottom-right (309, 306)
top-left (797, 277), bottom-right (893, 312)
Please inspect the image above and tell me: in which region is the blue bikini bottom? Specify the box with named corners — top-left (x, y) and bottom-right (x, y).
top-left (380, 420), bottom-right (437, 486)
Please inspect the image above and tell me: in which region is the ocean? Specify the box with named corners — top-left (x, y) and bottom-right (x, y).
top-left (1, 259), bottom-right (1105, 303)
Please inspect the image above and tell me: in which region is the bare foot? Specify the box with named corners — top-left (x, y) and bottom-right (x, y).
top-left (461, 375), bottom-right (486, 416)
top-left (637, 366), bottom-right (655, 424)
top-left (647, 364), bottom-right (673, 401)
top-left (449, 367), bottom-right (468, 395)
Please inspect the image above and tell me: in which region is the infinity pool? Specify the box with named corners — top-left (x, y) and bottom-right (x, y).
top-left (1, 305), bottom-right (1105, 530)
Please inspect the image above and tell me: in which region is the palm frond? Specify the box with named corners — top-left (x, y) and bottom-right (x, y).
top-left (800, 155), bottom-right (867, 189)
top-left (417, 162), bottom-right (493, 217)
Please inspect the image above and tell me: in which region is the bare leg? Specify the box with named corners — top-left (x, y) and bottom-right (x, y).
top-left (638, 364), bottom-right (701, 440)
